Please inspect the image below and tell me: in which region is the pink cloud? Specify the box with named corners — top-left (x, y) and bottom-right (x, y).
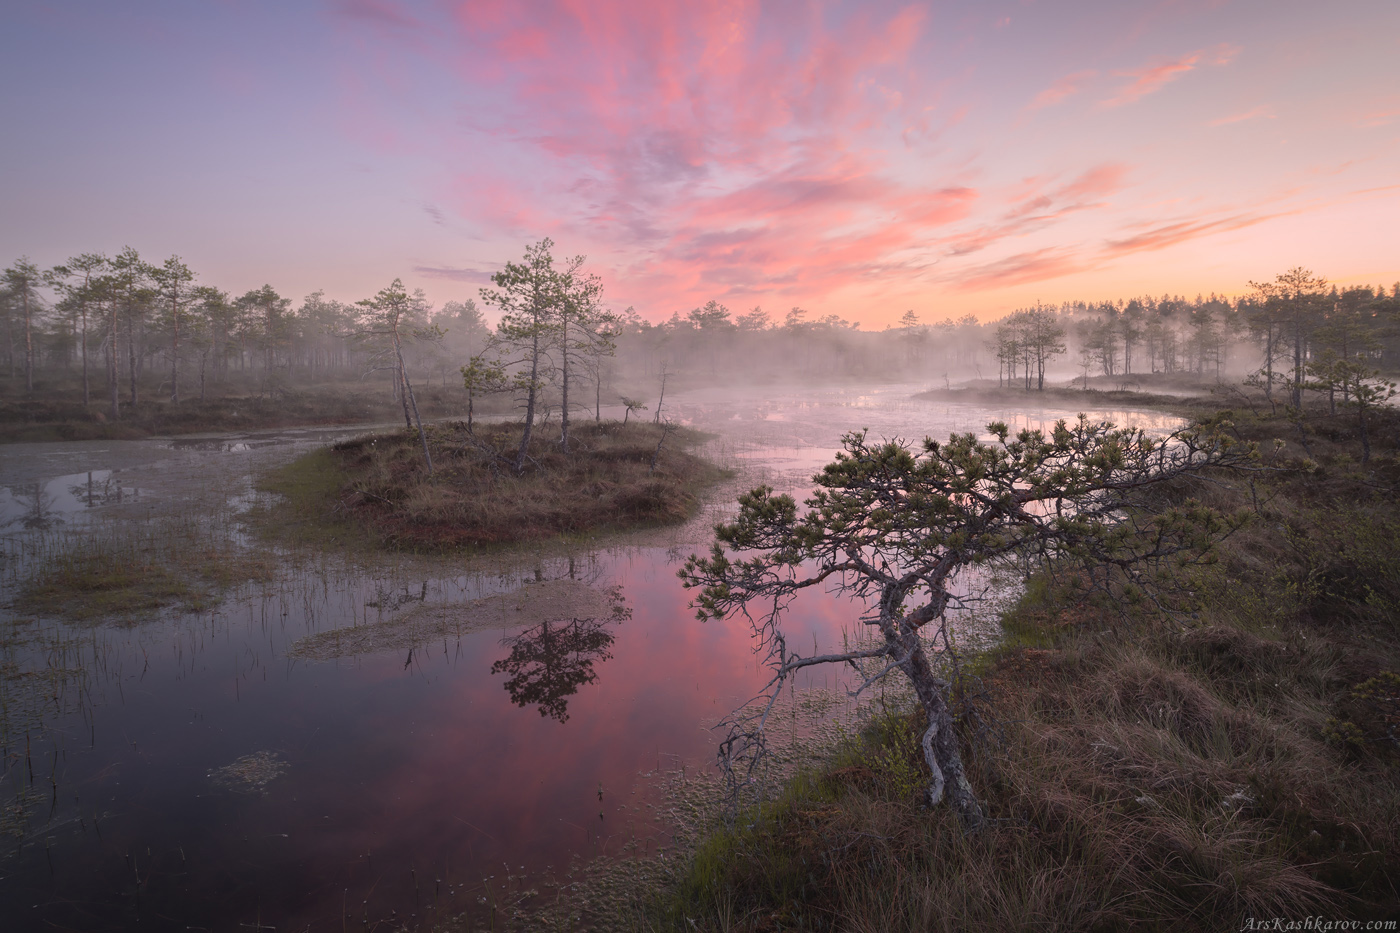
top-left (1359, 107), bottom-right (1400, 128)
top-left (1062, 163), bottom-right (1128, 200)
top-left (1208, 105), bottom-right (1273, 127)
top-left (1028, 69), bottom-right (1097, 110)
top-left (1097, 42), bottom-right (1239, 109)
top-left (422, 0), bottom-right (975, 308)
top-left (1103, 210), bottom-right (1286, 256)
top-left (330, 4), bottom-right (1360, 318)
top-left (1100, 51), bottom-right (1203, 108)
top-left (946, 248), bottom-right (1090, 292)
top-left (943, 163), bottom-right (1128, 258)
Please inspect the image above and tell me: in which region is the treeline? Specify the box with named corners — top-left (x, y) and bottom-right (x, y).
top-left (610, 303), bottom-right (985, 387)
top-left (5, 245), bottom-right (1398, 426)
top-left (984, 270), bottom-right (1400, 394)
top-left (0, 248), bottom-right (492, 419)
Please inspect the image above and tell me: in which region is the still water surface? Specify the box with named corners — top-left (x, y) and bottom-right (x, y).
top-left (0, 386), bottom-right (1180, 930)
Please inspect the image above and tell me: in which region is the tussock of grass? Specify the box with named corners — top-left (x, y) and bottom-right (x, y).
top-left (267, 420), bottom-right (728, 550)
top-left (661, 405), bottom-right (1400, 932)
top-left (13, 515), bottom-right (274, 620)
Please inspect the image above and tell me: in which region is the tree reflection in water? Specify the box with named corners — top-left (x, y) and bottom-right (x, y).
top-left (491, 614), bottom-right (621, 723)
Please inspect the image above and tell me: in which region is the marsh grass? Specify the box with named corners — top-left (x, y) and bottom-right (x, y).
top-left (263, 420), bottom-right (730, 551)
top-left (0, 623), bottom-right (91, 744)
top-left (610, 404), bottom-right (1400, 932)
top-left (8, 510), bottom-right (275, 621)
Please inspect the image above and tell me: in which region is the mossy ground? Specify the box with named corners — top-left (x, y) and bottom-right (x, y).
top-left (260, 419), bottom-right (729, 551)
top-left (642, 402), bottom-right (1400, 932)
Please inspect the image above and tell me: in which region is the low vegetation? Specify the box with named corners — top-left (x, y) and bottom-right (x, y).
top-left (262, 419), bottom-right (727, 550)
top-left (12, 513), bottom-right (275, 620)
top-left (652, 402), bottom-right (1400, 932)
top-left (0, 377), bottom-right (493, 442)
top-left (913, 376), bottom-right (1251, 415)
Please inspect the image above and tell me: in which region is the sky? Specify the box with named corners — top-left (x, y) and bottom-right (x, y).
top-left (2, 0), bottom-right (1397, 326)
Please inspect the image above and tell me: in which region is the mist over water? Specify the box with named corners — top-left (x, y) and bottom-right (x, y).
top-left (0, 384), bottom-right (1179, 930)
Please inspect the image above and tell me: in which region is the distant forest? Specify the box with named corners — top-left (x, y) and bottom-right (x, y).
top-left (4, 247), bottom-right (1399, 421)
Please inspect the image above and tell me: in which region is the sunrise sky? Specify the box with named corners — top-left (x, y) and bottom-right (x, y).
top-left (2, 1), bottom-right (1397, 326)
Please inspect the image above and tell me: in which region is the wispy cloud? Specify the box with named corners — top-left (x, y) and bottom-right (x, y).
top-left (1099, 44), bottom-right (1238, 109)
top-left (1028, 70), bottom-right (1097, 110)
top-left (320, 2), bottom-right (1387, 315)
top-left (946, 248), bottom-right (1090, 292)
top-left (1208, 105), bottom-right (1273, 127)
top-left (1359, 107), bottom-right (1400, 128)
top-left (406, 0), bottom-right (985, 307)
top-left (1100, 52), bottom-right (1202, 108)
top-left (945, 163), bottom-right (1128, 257)
top-left (1103, 210), bottom-right (1285, 256)
top-left (413, 263), bottom-right (498, 284)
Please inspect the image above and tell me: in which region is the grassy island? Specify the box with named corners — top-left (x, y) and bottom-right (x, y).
top-left (263, 419), bottom-right (727, 550)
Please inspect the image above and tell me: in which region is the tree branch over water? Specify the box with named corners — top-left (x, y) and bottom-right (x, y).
top-left (680, 413), bottom-right (1256, 830)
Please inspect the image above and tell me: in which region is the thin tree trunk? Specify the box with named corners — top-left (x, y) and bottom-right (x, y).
top-left (1359, 404), bottom-right (1371, 465)
top-left (560, 316), bottom-right (570, 453)
top-left (108, 305), bottom-right (120, 419)
top-left (653, 367), bottom-right (668, 424)
top-left (170, 295), bottom-right (180, 403)
top-left (395, 331), bottom-right (433, 475)
top-left (1264, 325), bottom-right (1274, 401)
top-left (1292, 319), bottom-right (1304, 409)
top-left (514, 328), bottom-right (541, 473)
top-left (127, 314), bottom-right (138, 405)
top-left (81, 308), bottom-right (89, 406)
top-left (398, 367), bottom-right (412, 429)
top-left (22, 287), bottom-right (32, 395)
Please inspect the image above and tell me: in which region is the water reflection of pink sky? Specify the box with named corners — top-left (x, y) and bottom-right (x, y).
top-left (1, 386), bottom-right (1187, 929)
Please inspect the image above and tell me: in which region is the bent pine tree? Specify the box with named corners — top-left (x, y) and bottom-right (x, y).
top-left (680, 415), bottom-right (1254, 830)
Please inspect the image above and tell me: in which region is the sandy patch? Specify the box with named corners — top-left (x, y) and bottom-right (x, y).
top-left (286, 579), bottom-right (623, 661)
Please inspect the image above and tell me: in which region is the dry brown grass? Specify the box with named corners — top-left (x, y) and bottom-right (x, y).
top-left (661, 405), bottom-right (1400, 933)
top-left (266, 419), bottom-right (727, 550)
